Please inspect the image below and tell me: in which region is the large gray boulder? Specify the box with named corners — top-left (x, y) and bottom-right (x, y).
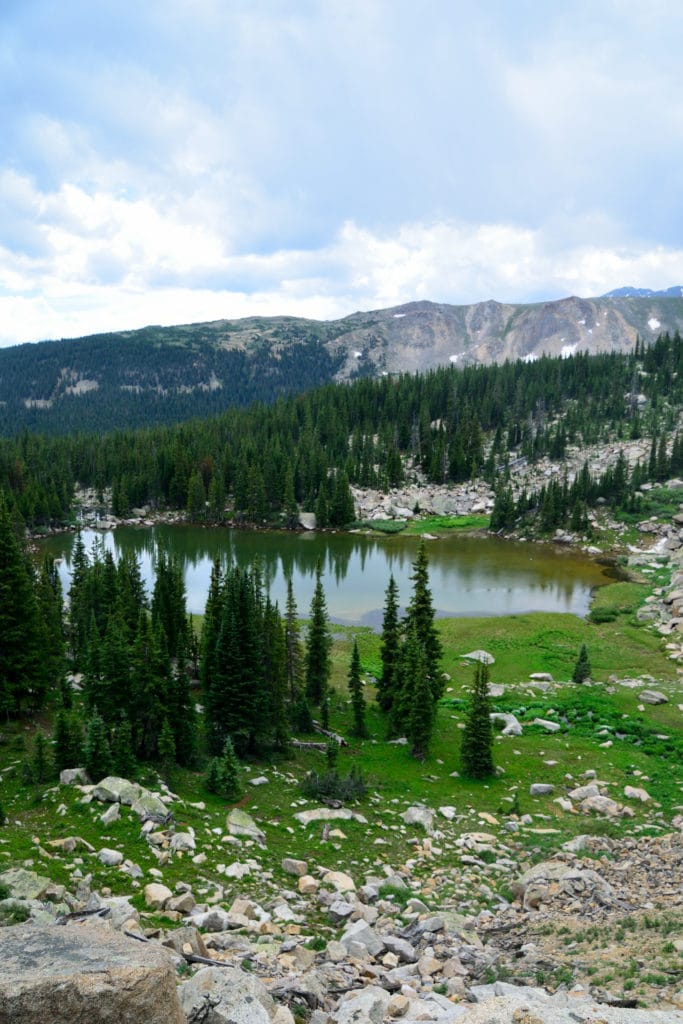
top-left (91, 776), bottom-right (143, 805)
top-left (179, 965), bottom-right (275, 1024)
top-left (226, 808), bottom-right (266, 844)
top-left (0, 922), bottom-right (183, 1024)
top-left (0, 868), bottom-right (53, 901)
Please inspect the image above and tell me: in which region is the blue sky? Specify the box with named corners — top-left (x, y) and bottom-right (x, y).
top-left (1, 0), bottom-right (683, 345)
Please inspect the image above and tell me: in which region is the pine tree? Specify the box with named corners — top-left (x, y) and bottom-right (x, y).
top-left (84, 712), bottom-right (113, 782)
top-left (53, 708), bottom-right (83, 773)
top-left (158, 717), bottom-right (176, 783)
top-left (219, 737), bottom-right (242, 801)
top-left (205, 757), bottom-right (222, 795)
top-left (405, 540), bottom-right (443, 701)
top-left (284, 578), bottom-right (304, 702)
top-left (32, 731), bottom-right (52, 784)
top-left (460, 659), bottom-right (495, 779)
top-left (402, 624), bottom-right (434, 759)
top-left (348, 639), bottom-right (367, 738)
top-left (186, 470), bottom-right (207, 522)
top-left (572, 643), bottom-right (592, 684)
top-left (378, 575), bottom-right (401, 714)
top-left (0, 498), bottom-right (46, 716)
top-left (305, 559), bottom-right (332, 706)
top-left (111, 716), bottom-right (136, 778)
top-left (283, 467), bottom-right (299, 529)
top-left (291, 692), bottom-right (314, 732)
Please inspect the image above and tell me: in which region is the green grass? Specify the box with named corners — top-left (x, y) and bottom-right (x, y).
top-left (0, 573), bottom-right (682, 918)
top-left (349, 519), bottom-right (407, 534)
top-left (405, 514), bottom-right (490, 535)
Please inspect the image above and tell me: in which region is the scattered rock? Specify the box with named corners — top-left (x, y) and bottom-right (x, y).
top-left (179, 965), bottom-right (276, 1024)
top-left (226, 808), bottom-right (266, 844)
top-left (639, 689), bottom-right (668, 705)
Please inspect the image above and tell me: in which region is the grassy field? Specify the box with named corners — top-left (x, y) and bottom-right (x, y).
top-left (1, 570), bottom-right (683, 917)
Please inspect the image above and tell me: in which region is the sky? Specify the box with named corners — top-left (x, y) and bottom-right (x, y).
top-left (1, 0), bottom-right (683, 347)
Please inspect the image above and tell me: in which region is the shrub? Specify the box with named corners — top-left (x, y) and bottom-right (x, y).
top-left (300, 765), bottom-right (367, 803)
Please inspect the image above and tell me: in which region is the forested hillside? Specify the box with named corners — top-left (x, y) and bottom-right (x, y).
top-left (3, 294), bottom-right (683, 436)
top-left (0, 328), bottom-right (344, 435)
top-left (2, 331), bottom-right (683, 536)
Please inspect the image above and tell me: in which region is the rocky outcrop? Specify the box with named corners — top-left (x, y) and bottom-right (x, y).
top-left (0, 922), bottom-right (184, 1024)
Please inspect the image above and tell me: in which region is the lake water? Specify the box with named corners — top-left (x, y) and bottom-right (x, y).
top-left (40, 525), bottom-right (613, 628)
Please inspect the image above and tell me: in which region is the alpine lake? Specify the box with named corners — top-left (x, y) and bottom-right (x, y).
top-left (40, 524), bottom-right (615, 627)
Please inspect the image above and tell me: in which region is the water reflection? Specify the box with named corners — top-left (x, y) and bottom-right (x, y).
top-left (41, 526), bottom-right (611, 628)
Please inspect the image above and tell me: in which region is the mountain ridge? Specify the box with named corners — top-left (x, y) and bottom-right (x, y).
top-left (2, 292), bottom-right (683, 435)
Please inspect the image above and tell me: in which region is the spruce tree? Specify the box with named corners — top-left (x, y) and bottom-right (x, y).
top-left (405, 540), bottom-right (443, 701)
top-left (403, 624), bottom-right (434, 759)
top-left (84, 712), bottom-right (113, 782)
top-left (348, 639), bottom-right (367, 738)
top-left (32, 731), bottom-right (52, 784)
top-left (111, 716), bottom-right (136, 778)
top-left (284, 578), bottom-right (304, 701)
top-left (572, 643), bottom-right (592, 684)
top-left (305, 559), bottom-right (332, 707)
top-left (158, 718), bottom-right (176, 783)
top-left (53, 708), bottom-right (83, 773)
top-left (219, 737), bottom-right (242, 801)
top-left (378, 575), bottom-right (401, 714)
top-left (460, 659), bottom-right (495, 780)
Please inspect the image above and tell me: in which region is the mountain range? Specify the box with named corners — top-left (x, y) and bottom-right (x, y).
top-left (3, 291), bottom-right (683, 435)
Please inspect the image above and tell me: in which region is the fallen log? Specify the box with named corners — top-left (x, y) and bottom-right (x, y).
top-left (311, 722), bottom-right (348, 746)
top-left (292, 740), bottom-right (328, 752)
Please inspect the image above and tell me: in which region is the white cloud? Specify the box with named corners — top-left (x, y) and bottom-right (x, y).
top-left (3, 187), bottom-right (683, 346)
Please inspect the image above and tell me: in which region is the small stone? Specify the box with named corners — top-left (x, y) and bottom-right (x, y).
top-left (144, 882), bottom-right (173, 910)
top-left (298, 875), bottom-right (319, 894)
top-left (322, 870), bottom-right (356, 893)
top-left (388, 994), bottom-right (410, 1017)
top-left (281, 858), bottom-right (308, 877)
top-left (100, 803), bottom-right (120, 826)
top-left (529, 784), bottom-right (554, 796)
top-left (639, 689), bottom-right (668, 705)
top-left (98, 848), bottom-right (123, 867)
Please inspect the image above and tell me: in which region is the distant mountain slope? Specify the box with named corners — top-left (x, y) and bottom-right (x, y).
top-left (603, 285), bottom-right (683, 298)
top-left (2, 293), bottom-right (683, 435)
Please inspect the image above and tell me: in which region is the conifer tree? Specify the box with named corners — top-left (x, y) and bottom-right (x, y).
top-left (348, 638), bottom-right (367, 738)
top-left (572, 643), bottom-right (592, 684)
top-left (391, 621), bottom-right (434, 758)
top-left (405, 540), bottom-right (443, 701)
top-left (219, 737), bottom-right (242, 801)
top-left (111, 716), bottom-right (136, 778)
top-left (0, 498), bottom-right (46, 716)
top-left (205, 757), bottom-right (222, 795)
top-left (158, 718), bottom-right (176, 783)
top-left (284, 578), bottom-right (304, 701)
top-left (378, 575), bottom-right (401, 714)
top-left (305, 559), bottom-right (332, 707)
top-left (84, 712), bottom-right (113, 782)
top-left (53, 708), bottom-right (83, 773)
top-left (166, 638), bottom-right (198, 767)
top-left (460, 659), bottom-right (495, 780)
top-left (32, 731), bottom-right (52, 784)
top-left (152, 551), bottom-right (188, 659)
top-left (283, 468), bottom-right (299, 529)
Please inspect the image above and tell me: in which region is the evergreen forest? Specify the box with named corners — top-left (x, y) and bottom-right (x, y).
top-left (1, 332), bottom-right (683, 536)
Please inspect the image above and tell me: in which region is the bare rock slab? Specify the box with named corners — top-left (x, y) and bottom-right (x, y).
top-left (0, 922), bottom-right (183, 1024)
top-left (179, 965), bottom-right (275, 1024)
